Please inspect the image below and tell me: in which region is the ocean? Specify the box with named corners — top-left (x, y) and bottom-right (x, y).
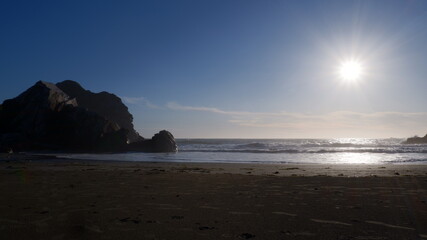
top-left (56, 138), bottom-right (427, 165)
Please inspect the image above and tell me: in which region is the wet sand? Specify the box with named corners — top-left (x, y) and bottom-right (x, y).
top-left (1, 154), bottom-right (427, 239)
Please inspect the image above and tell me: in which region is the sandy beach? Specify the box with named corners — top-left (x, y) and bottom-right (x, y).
top-left (1, 154), bottom-right (427, 240)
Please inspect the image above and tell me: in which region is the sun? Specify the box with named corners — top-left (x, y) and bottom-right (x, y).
top-left (338, 60), bottom-right (363, 81)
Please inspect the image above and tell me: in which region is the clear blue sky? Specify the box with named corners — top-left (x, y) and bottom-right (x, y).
top-left (1, 0), bottom-right (427, 138)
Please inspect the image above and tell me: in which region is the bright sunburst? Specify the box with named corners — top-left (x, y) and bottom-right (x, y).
top-left (338, 60), bottom-right (363, 81)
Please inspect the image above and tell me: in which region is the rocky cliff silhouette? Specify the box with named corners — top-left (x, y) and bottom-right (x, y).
top-left (56, 80), bottom-right (142, 143)
top-left (0, 80), bottom-right (177, 153)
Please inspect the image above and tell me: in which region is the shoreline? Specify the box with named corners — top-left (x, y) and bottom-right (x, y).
top-left (2, 153), bottom-right (427, 177)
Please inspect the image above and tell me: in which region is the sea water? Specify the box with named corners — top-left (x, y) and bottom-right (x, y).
top-left (56, 138), bottom-right (427, 164)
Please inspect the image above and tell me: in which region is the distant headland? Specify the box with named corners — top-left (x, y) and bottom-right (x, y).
top-left (0, 80), bottom-right (177, 153)
top-left (403, 134), bottom-right (427, 144)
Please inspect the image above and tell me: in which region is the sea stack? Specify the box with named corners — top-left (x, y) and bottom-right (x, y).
top-left (403, 134), bottom-right (427, 144)
top-left (0, 80), bottom-right (177, 153)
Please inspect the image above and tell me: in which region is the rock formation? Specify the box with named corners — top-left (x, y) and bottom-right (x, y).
top-left (0, 80), bottom-right (177, 153)
top-left (129, 130), bottom-right (177, 152)
top-left (403, 134), bottom-right (427, 144)
top-left (56, 80), bottom-right (142, 142)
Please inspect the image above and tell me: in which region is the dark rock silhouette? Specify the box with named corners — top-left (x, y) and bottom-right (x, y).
top-left (0, 81), bottom-right (127, 152)
top-left (129, 130), bottom-right (177, 152)
top-left (56, 80), bottom-right (142, 142)
top-left (403, 134), bottom-right (427, 144)
top-left (152, 130), bottom-right (177, 152)
top-left (0, 80), bottom-right (177, 153)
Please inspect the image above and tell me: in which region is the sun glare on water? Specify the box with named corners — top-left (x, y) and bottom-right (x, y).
top-left (338, 60), bottom-right (364, 82)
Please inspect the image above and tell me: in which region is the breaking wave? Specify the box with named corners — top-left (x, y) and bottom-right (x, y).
top-left (177, 138), bottom-right (427, 154)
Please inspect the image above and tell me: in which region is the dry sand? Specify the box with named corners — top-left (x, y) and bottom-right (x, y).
top-left (1, 154), bottom-right (427, 239)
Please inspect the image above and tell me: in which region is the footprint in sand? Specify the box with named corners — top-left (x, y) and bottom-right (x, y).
top-left (200, 206), bottom-right (220, 210)
top-left (199, 226), bottom-right (215, 230)
top-left (239, 233), bottom-right (255, 239)
top-left (280, 231), bottom-right (315, 237)
top-left (229, 211), bottom-right (253, 215)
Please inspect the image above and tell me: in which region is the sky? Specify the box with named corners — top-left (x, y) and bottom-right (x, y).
top-left (1, 0), bottom-right (427, 138)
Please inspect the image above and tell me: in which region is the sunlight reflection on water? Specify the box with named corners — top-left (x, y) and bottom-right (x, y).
top-left (324, 152), bottom-right (381, 164)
